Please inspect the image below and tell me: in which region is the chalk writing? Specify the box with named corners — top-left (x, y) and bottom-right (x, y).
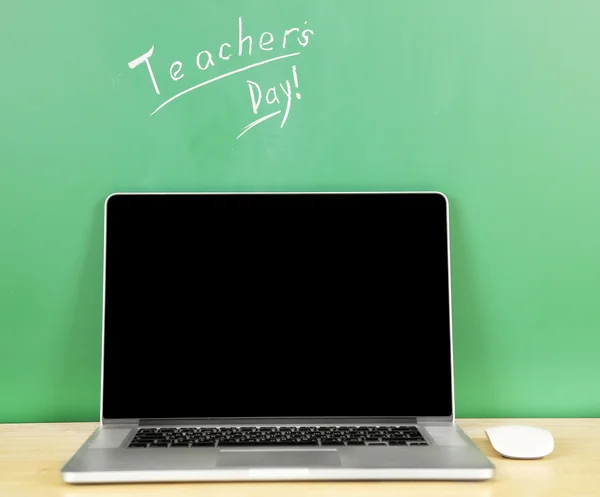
top-left (127, 17), bottom-right (315, 139)
top-left (240, 65), bottom-right (300, 139)
top-left (128, 46), bottom-right (160, 95)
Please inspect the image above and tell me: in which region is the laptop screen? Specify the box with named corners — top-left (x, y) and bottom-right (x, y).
top-left (102, 192), bottom-right (453, 420)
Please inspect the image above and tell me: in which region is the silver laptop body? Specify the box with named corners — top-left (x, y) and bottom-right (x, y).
top-left (61, 191), bottom-right (494, 483)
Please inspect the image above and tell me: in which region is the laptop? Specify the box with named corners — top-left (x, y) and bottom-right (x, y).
top-left (61, 191), bottom-right (495, 483)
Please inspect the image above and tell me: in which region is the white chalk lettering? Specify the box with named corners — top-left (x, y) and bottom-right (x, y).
top-left (196, 51), bottom-right (215, 70)
top-left (132, 17), bottom-right (314, 141)
top-left (219, 42), bottom-right (232, 60)
top-left (279, 79), bottom-right (292, 128)
top-left (238, 16), bottom-right (252, 56)
top-left (298, 26), bottom-right (315, 48)
top-left (241, 65), bottom-right (298, 137)
top-left (260, 32), bottom-right (274, 51)
top-left (247, 80), bottom-right (262, 114)
top-left (170, 61), bottom-right (184, 81)
top-left (128, 46), bottom-right (160, 95)
top-left (283, 28), bottom-right (299, 49)
top-left (151, 53), bottom-right (300, 116)
top-left (292, 65), bottom-right (301, 99)
top-left (266, 87), bottom-right (280, 105)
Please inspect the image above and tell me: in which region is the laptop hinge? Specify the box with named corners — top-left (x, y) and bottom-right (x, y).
top-left (139, 417), bottom-right (419, 427)
top-left (102, 418), bottom-right (140, 426)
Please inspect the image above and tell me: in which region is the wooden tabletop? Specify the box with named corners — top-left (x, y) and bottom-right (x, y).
top-left (1, 419), bottom-right (599, 497)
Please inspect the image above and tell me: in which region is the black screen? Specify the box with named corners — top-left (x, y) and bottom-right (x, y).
top-left (102, 192), bottom-right (453, 419)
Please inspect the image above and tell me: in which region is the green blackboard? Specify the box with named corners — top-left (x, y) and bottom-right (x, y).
top-left (1, 1), bottom-right (599, 422)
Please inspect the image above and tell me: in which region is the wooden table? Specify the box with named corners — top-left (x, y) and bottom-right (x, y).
top-left (1, 419), bottom-right (599, 497)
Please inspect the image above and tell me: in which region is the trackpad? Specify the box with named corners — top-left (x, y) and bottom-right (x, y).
top-left (217, 450), bottom-right (342, 468)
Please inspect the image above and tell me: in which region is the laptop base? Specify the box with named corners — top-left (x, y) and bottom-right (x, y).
top-left (62, 422), bottom-right (494, 483)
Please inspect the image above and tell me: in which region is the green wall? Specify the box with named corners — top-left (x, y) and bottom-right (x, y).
top-left (1, 1), bottom-right (599, 422)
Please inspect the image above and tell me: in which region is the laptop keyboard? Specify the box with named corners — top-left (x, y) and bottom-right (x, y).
top-left (128, 426), bottom-right (428, 448)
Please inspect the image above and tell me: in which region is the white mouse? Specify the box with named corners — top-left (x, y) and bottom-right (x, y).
top-left (485, 425), bottom-right (554, 459)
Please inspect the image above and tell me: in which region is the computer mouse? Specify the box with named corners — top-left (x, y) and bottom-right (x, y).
top-left (485, 425), bottom-right (554, 459)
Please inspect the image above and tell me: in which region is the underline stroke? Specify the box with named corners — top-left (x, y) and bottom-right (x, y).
top-left (236, 110), bottom-right (282, 139)
top-left (150, 52), bottom-right (301, 116)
